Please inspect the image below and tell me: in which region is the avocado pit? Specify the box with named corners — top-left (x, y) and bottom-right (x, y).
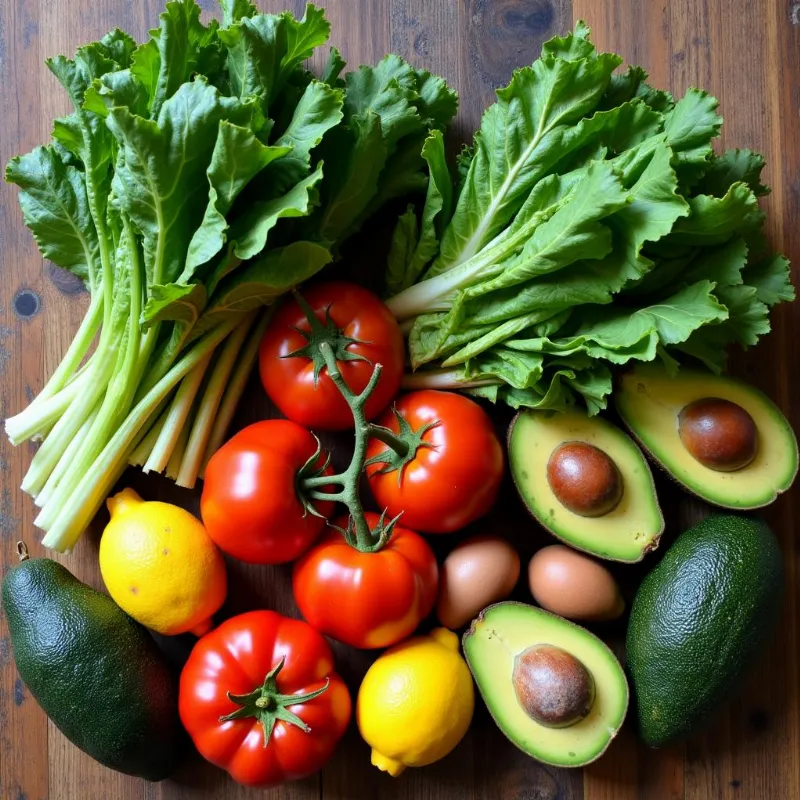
top-left (512, 644), bottom-right (596, 728)
top-left (547, 442), bottom-right (623, 517)
top-left (678, 397), bottom-right (758, 472)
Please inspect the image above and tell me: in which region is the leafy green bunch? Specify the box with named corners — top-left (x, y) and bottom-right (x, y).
top-left (6, 0), bottom-right (456, 552)
top-left (386, 23), bottom-right (792, 412)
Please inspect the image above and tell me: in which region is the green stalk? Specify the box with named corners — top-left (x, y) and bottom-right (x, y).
top-left (166, 406), bottom-right (193, 481)
top-left (129, 406), bottom-right (168, 467)
top-left (19, 345), bottom-right (117, 496)
top-left (133, 324), bottom-right (180, 401)
top-left (300, 342), bottom-right (408, 552)
top-left (143, 351), bottom-right (214, 475)
top-left (20, 294), bottom-right (103, 410)
top-left (36, 230), bottom-right (143, 530)
top-left (401, 369), bottom-right (500, 391)
top-left (176, 312), bottom-right (257, 489)
top-left (7, 364), bottom-right (99, 445)
top-left (200, 309), bottom-right (272, 477)
top-left (39, 318), bottom-right (240, 551)
top-left (34, 400), bottom-right (101, 508)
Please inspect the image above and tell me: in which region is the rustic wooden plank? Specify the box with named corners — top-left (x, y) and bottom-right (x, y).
top-left (0, 0), bottom-right (58, 795)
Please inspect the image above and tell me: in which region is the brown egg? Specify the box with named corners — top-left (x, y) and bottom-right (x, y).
top-left (546, 442), bottom-right (623, 517)
top-left (678, 397), bottom-right (758, 472)
top-left (437, 536), bottom-right (521, 629)
top-left (528, 545), bottom-right (624, 622)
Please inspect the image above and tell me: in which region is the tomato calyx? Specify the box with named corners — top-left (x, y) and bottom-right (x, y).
top-left (364, 407), bottom-right (438, 484)
top-left (285, 292), bottom-right (372, 385)
top-left (220, 656), bottom-right (330, 747)
top-left (296, 435), bottom-right (336, 520)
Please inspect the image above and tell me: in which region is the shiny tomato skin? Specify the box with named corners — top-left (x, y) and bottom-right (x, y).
top-left (292, 513), bottom-right (438, 649)
top-left (259, 282), bottom-right (405, 431)
top-left (366, 390), bottom-right (504, 533)
top-left (201, 419), bottom-right (333, 564)
top-left (179, 611), bottom-right (351, 788)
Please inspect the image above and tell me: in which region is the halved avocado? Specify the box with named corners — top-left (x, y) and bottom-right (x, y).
top-left (508, 409), bottom-right (664, 562)
top-left (615, 364), bottom-right (798, 509)
top-left (463, 602), bottom-right (628, 768)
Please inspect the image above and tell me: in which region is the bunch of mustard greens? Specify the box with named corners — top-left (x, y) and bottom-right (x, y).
top-left (6, 0), bottom-right (456, 551)
top-left (386, 24), bottom-right (793, 412)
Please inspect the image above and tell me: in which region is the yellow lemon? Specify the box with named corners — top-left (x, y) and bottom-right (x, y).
top-left (99, 488), bottom-right (227, 636)
top-left (356, 628), bottom-right (475, 776)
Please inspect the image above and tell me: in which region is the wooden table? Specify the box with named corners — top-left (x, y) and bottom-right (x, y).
top-left (2, 1), bottom-right (799, 798)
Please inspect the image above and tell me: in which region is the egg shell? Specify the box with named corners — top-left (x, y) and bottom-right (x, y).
top-left (527, 544), bottom-right (624, 622)
top-left (436, 536), bottom-right (521, 629)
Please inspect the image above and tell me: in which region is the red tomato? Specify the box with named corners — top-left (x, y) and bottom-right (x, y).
top-left (259, 282), bottom-right (405, 431)
top-left (365, 390), bottom-right (504, 533)
top-left (201, 419), bottom-right (333, 564)
top-left (179, 611), bottom-right (351, 788)
top-left (293, 512), bottom-right (438, 649)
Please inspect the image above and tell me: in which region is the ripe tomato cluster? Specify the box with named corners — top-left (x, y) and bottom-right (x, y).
top-left (186, 281), bottom-right (505, 787)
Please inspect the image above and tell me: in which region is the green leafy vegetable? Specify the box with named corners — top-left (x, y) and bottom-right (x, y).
top-left (386, 22), bottom-right (791, 412)
top-left (5, 0), bottom-right (456, 552)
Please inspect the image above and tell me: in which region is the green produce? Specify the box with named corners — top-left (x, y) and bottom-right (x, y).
top-left (464, 602), bottom-right (628, 768)
top-left (2, 544), bottom-right (181, 780)
top-left (4, 0), bottom-right (456, 552)
top-left (616, 363), bottom-right (798, 508)
top-left (387, 23), bottom-right (793, 413)
top-left (508, 408), bottom-right (663, 561)
top-left (626, 514), bottom-right (784, 747)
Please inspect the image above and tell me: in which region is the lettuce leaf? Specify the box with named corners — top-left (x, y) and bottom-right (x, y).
top-left (388, 22), bottom-right (792, 414)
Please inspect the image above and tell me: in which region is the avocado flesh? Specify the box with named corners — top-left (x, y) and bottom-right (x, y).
top-left (615, 364), bottom-right (798, 509)
top-left (508, 409), bottom-right (664, 562)
top-left (626, 515), bottom-right (784, 746)
top-left (463, 602), bottom-right (628, 768)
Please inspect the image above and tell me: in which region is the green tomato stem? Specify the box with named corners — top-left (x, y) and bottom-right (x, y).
top-left (365, 423), bottom-right (409, 456)
top-left (306, 341), bottom-right (401, 553)
top-left (220, 657), bottom-right (329, 747)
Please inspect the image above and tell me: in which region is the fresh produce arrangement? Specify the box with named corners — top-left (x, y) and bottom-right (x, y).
top-left (3, 3), bottom-right (799, 793)
top-left (4, 0), bottom-right (456, 553)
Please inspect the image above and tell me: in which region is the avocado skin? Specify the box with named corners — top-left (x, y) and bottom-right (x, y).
top-left (2, 556), bottom-right (181, 781)
top-left (626, 515), bottom-right (784, 747)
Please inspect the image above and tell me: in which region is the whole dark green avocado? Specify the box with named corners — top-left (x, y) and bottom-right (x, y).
top-left (626, 515), bottom-right (784, 747)
top-left (2, 544), bottom-right (181, 780)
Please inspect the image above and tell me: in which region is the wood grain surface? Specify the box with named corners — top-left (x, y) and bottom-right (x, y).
top-left (1, 1), bottom-right (799, 799)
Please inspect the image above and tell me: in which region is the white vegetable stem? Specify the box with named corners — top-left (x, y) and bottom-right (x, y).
top-left (34, 401), bottom-right (101, 508)
top-left (199, 308), bottom-right (273, 478)
top-left (143, 353), bottom-right (213, 475)
top-left (176, 311), bottom-right (257, 488)
top-left (40, 318), bottom-right (240, 552)
top-left (401, 369), bottom-right (499, 390)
